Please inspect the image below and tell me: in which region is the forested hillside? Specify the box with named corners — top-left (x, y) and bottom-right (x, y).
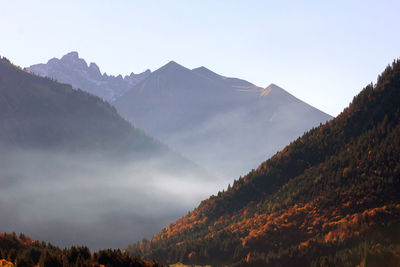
top-left (126, 60), bottom-right (400, 266)
top-left (0, 233), bottom-right (160, 267)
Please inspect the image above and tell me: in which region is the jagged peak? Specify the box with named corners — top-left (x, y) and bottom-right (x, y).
top-left (60, 51), bottom-right (88, 69)
top-left (89, 62), bottom-right (99, 69)
top-left (47, 57), bottom-right (59, 64)
top-left (88, 62), bottom-right (101, 76)
top-left (61, 51), bottom-right (79, 61)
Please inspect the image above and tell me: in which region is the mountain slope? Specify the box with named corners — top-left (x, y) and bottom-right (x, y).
top-left (115, 61), bottom-right (332, 179)
top-left (126, 60), bottom-right (400, 266)
top-left (26, 52), bottom-right (150, 101)
top-left (0, 56), bottom-right (158, 154)
top-left (0, 56), bottom-right (216, 250)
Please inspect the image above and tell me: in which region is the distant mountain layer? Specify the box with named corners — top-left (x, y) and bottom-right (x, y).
top-left (0, 56), bottom-right (155, 154)
top-left (115, 61), bottom-right (332, 178)
top-left (0, 57), bottom-right (216, 250)
top-left (127, 60), bottom-right (400, 266)
top-left (26, 52), bottom-right (150, 101)
top-left (27, 52), bottom-right (332, 179)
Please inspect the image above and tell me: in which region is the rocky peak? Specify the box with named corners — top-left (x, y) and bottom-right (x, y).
top-left (88, 62), bottom-right (101, 77)
top-left (61, 51), bottom-right (79, 61)
top-left (26, 52), bottom-right (152, 102)
top-left (60, 51), bottom-right (87, 69)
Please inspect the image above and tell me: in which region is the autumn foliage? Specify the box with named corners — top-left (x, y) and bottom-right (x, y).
top-left (126, 60), bottom-right (400, 266)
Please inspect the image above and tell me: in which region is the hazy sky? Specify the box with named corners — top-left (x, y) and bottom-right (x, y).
top-left (1, 0), bottom-right (399, 116)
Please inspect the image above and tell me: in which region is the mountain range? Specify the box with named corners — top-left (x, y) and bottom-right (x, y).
top-left (29, 52), bottom-right (333, 179)
top-left (126, 60), bottom-right (400, 266)
top-left (26, 52), bottom-right (151, 102)
top-left (2, 52), bottom-right (400, 266)
top-left (0, 56), bottom-right (215, 250)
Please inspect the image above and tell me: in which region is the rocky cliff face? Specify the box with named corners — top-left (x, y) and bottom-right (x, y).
top-left (26, 51), bottom-right (150, 101)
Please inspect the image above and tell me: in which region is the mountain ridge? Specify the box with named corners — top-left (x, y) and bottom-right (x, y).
top-left (126, 59), bottom-right (400, 267)
top-left (115, 60), bottom-right (332, 179)
top-left (0, 56), bottom-right (217, 250)
top-left (26, 51), bottom-right (151, 101)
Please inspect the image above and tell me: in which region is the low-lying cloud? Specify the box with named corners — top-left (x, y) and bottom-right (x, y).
top-left (0, 150), bottom-right (225, 250)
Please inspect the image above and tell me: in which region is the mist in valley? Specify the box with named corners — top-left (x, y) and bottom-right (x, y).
top-left (0, 55), bottom-right (332, 253)
top-left (0, 150), bottom-right (224, 250)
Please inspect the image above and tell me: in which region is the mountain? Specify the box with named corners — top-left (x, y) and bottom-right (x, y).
top-left (0, 56), bottom-right (216, 250)
top-left (115, 61), bottom-right (332, 178)
top-left (26, 51), bottom-right (151, 101)
top-left (27, 54), bottom-right (332, 179)
top-left (0, 56), bottom-right (157, 154)
top-left (126, 60), bottom-right (400, 266)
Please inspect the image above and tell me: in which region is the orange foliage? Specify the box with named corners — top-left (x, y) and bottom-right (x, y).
top-left (298, 239), bottom-right (311, 249)
top-left (176, 241), bottom-right (185, 246)
top-left (0, 260), bottom-right (13, 267)
top-left (152, 191), bottom-right (400, 254)
top-left (153, 212), bottom-right (208, 242)
top-left (0, 233), bottom-right (34, 247)
top-left (324, 205), bottom-right (399, 243)
top-left (245, 252), bottom-right (251, 263)
top-left (188, 251), bottom-right (197, 261)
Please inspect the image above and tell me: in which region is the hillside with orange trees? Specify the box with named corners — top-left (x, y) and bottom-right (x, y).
top-left (126, 60), bottom-right (400, 266)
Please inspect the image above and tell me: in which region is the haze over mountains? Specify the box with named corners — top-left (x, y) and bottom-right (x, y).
top-left (116, 62), bottom-right (332, 178)
top-left (0, 57), bottom-right (217, 250)
top-left (3, 51), bottom-right (399, 266)
top-left (29, 52), bottom-right (332, 179)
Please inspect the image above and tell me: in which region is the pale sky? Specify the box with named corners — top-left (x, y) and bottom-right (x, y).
top-left (1, 0), bottom-right (399, 116)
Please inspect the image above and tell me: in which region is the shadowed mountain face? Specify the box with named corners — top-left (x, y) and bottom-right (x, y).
top-left (0, 57), bottom-right (218, 250)
top-left (0, 57), bottom-right (152, 153)
top-left (115, 61), bottom-right (332, 179)
top-left (26, 52), bottom-right (151, 102)
top-left (126, 60), bottom-right (400, 267)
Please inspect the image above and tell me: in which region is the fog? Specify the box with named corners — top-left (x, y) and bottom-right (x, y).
top-left (0, 150), bottom-right (224, 250)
